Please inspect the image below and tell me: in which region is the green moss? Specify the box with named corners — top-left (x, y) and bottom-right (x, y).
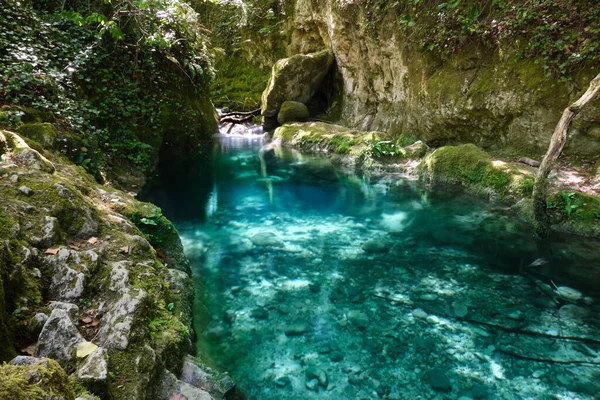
top-left (17, 123), bottom-right (58, 150)
top-left (328, 136), bottom-right (359, 154)
top-left (548, 191), bottom-right (600, 225)
top-left (0, 358), bottom-right (75, 400)
top-left (0, 243), bottom-right (16, 363)
top-left (0, 106), bottom-right (56, 124)
top-left (212, 56), bottom-right (271, 110)
top-left (419, 144), bottom-right (533, 199)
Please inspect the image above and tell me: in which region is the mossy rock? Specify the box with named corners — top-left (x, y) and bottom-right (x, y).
top-left (0, 243), bottom-right (16, 362)
top-left (0, 357), bottom-right (75, 400)
top-left (548, 191), bottom-right (600, 236)
top-left (261, 50), bottom-right (334, 118)
top-left (17, 123), bottom-right (58, 150)
top-left (418, 144), bottom-right (534, 199)
top-left (277, 101), bottom-right (310, 125)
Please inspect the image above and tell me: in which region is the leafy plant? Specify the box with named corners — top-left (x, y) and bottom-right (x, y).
top-left (560, 192), bottom-right (581, 217)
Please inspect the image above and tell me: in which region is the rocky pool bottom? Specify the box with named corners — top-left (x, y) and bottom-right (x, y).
top-left (144, 132), bottom-right (600, 400)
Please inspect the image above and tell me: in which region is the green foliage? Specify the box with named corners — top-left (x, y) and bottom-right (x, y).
top-left (362, 0), bottom-right (600, 80)
top-left (128, 207), bottom-right (174, 247)
top-left (560, 191), bottom-right (580, 217)
top-left (366, 134), bottom-right (399, 158)
top-left (0, 0), bottom-right (214, 176)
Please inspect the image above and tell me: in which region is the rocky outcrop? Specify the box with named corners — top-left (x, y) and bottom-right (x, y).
top-left (0, 128), bottom-right (224, 399)
top-left (261, 49), bottom-right (334, 129)
top-left (277, 101), bottom-right (310, 125)
top-left (239, 0), bottom-right (600, 156)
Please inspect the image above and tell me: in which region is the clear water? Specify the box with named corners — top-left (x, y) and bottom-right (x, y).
top-left (143, 128), bottom-right (600, 400)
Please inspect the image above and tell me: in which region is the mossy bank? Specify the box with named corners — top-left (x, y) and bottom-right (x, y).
top-left (0, 124), bottom-right (232, 399)
top-left (273, 122), bottom-right (600, 238)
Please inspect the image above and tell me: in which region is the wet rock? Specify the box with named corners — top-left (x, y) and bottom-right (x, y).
top-left (306, 365), bottom-right (328, 388)
top-left (35, 308), bottom-right (84, 365)
top-left (277, 101), bottom-right (310, 125)
top-left (401, 140), bottom-right (430, 159)
top-left (347, 310), bottom-right (369, 329)
top-left (284, 323), bottom-right (310, 336)
top-left (555, 286), bottom-right (583, 302)
top-left (157, 370), bottom-right (213, 400)
top-left (76, 347), bottom-right (108, 393)
top-left (424, 369), bottom-right (451, 392)
top-left (412, 308), bottom-right (428, 320)
top-left (250, 232), bottom-right (284, 247)
top-left (361, 239), bottom-right (388, 254)
top-left (559, 304), bottom-right (590, 322)
top-left (19, 185), bottom-right (33, 196)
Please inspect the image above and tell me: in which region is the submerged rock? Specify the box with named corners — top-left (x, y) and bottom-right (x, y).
top-left (284, 323), bottom-right (311, 336)
top-left (305, 366), bottom-right (328, 388)
top-left (424, 368), bottom-right (452, 392)
top-left (250, 232), bottom-right (284, 247)
top-left (347, 310), bottom-right (369, 329)
top-left (361, 240), bottom-right (388, 254)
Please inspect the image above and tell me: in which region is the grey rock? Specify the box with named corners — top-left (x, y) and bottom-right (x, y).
top-left (13, 148), bottom-right (55, 173)
top-left (40, 216), bottom-right (59, 248)
top-left (77, 347), bottom-right (108, 389)
top-left (329, 351), bottom-right (344, 362)
top-left (424, 369), bottom-right (452, 392)
top-left (347, 310), bottom-right (369, 329)
top-left (250, 232), bottom-right (284, 247)
top-left (412, 308), bottom-right (428, 320)
top-left (46, 250), bottom-right (86, 300)
top-left (19, 185), bottom-right (33, 196)
top-left (35, 308), bottom-right (84, 365)
top-left (453, 302), bottom-right (469, 317)
top-left (180, 356), bottom-right (236, 400)
top-left (251, 308), bottom-right (269, 320)
top-left (48, 301), bottom-right (79, 321)
top-left (361, 240), bottom-right (388, 254)
top-left (158, 370), bottom-right (214, 400)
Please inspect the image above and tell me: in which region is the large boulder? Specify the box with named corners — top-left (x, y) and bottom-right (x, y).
top-left (277, 101), bottom-right (310, 125)
top-left (17, 123), bottom-right (58, 150)
top-left (261, 50), bottom-right (334, 128)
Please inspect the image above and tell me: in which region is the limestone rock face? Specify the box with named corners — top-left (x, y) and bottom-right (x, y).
top-left (261, 50), bottom-right (334, 125)
top-left (77, 348), bottom-right (108, 393)
top-left (35, 308), bottom-right (84, 366)
top-left (277, 101), bottom-right (310, 125)
top-left (275, 0), bottom-right (600, 155)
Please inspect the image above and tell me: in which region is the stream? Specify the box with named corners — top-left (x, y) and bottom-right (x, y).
top-left (143, 125), bottom-right (600, 400)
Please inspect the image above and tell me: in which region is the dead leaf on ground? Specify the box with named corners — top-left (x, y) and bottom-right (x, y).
top-left (90, 317), bottom-right (101, 327)
top-left (80, 316), bottom-right (93, 324)
top-left (76, 341), bottom-right (98, 358)
top-left (120, 246), bottom-right (130, 254)
top-left (87, 237), bottom-right (98, 245)
top-left (44, 248), bottom-right (60, 255)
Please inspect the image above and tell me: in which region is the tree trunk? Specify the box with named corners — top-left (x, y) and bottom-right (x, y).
top-left (532, 73), bottom-right (600, 240)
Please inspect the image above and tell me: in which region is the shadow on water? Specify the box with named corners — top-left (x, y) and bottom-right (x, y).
top-left (142, 126), bottom-right (600, 400)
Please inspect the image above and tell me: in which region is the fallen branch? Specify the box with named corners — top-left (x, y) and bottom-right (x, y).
top-left (219, 108), bottom-right (261, 118)
top-left (497, 346), bottom-right (600, 366)
top-left (220, 114), bottom-right (256, 124)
